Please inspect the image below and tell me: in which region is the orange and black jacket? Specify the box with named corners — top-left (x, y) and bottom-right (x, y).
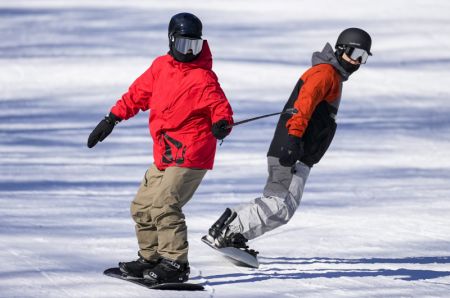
top-left (268, 43), bottom-right (351, 167)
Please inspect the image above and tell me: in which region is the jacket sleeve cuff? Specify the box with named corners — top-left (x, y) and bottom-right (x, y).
top-left (287, 128), bottom-right (303, 138)
top-left (110, 106), bottom-right (127, 121)
top-left (108, 112), bottom-right (122, 123)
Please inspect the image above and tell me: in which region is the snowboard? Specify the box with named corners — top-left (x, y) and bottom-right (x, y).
top-left (201, 235), bottom-right (259, 268)
top-left (103, 267), bottom-right (205, 291)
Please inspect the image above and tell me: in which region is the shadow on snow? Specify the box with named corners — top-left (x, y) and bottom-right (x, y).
top-left (205, 256), bottom-right (450, 285)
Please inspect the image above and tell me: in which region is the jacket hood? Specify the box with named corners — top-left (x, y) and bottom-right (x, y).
top-left (169, 40), bottom-right (213, 70)
top-left (311, 43), bottom-right (350, 81)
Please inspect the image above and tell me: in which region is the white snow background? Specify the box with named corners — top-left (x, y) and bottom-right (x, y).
top-left (1, 0), bottom-right (450, 297)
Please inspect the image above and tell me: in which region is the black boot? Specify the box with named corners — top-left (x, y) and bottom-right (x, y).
top-left (207, 208), bottom-right (259, 256)
top-left (208, 208), bottom-right (246, 248)
top-left (208, 208), bottom-right (234, 239)
top-left (118, 256), bottom-right (158, 278)
top-left (215, 231), bottom-right (249, 249)
top-left (143, 258), bottom-right (189, 284)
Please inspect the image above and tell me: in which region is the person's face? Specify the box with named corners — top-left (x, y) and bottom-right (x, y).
top-left (342, 52), bottom-right (361, 65)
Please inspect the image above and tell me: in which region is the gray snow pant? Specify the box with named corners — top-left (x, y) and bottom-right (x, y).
top-left (228, 156), bottom-right (310, 240)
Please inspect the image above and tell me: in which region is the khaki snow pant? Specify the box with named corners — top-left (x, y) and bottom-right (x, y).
top-left (131, 164), bottom-right (207, 263)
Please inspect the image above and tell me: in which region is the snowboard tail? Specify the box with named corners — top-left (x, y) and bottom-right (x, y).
top-left (103, 267), bottom-right (204, 291)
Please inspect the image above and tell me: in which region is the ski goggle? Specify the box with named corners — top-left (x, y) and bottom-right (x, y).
top-left (173, 36), bottom-right (203, 55)
top-left (344, 47), bottom-right (370, 64)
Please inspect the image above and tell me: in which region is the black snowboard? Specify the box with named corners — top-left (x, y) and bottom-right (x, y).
top-left (103, 267), bottom-right (205, 291)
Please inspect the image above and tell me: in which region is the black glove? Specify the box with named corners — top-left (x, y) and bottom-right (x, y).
top-left (279, 135), bottom-right (304, 167)
top-left (212, 119), bottom-right (231, 140)
top-left (87, 112), bottom-right (121, 148)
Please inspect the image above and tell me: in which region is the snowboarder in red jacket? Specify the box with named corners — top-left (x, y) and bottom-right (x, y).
top-left (87, 12), bottom-right (233, 283)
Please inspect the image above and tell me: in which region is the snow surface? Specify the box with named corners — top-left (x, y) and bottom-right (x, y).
top-left (1, 0), bottom-right (450, 297)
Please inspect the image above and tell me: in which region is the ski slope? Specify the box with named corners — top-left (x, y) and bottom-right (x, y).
top-left (1, 0), bottom-right (450, 297)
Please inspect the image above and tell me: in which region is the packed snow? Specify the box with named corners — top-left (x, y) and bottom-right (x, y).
top-left (1, 0), bottom-right (450, 297)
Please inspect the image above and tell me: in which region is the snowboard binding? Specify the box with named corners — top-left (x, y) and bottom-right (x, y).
top-left (208, 208), bottom-right (259, 257)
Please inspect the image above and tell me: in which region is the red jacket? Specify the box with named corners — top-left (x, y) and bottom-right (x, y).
top-left (286, 64), bottom-right (341, 137)
top-left (111, 41), bottom-right (233, 170)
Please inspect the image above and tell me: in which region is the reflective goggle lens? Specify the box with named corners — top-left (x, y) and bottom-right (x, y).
top-left (345, 47), bottom-right (369, 64)
top-left (174, 37), bottom-right (203, 55)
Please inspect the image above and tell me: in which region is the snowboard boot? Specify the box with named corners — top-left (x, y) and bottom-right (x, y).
top-left (118, 255), bottom-right (158, 279)
top-left (143, 258), bottom-right (190, 284)
top-left (207, 208), bottom-right (259, 257)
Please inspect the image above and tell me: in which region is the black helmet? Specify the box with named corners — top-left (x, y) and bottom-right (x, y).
top-left (335, 28), bottom-right (372, 55)
top-left (168, 12), bottom-right (202, 39)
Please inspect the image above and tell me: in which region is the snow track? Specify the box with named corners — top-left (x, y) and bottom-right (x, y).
top-left (1, 0), bottom-right (450, 297)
